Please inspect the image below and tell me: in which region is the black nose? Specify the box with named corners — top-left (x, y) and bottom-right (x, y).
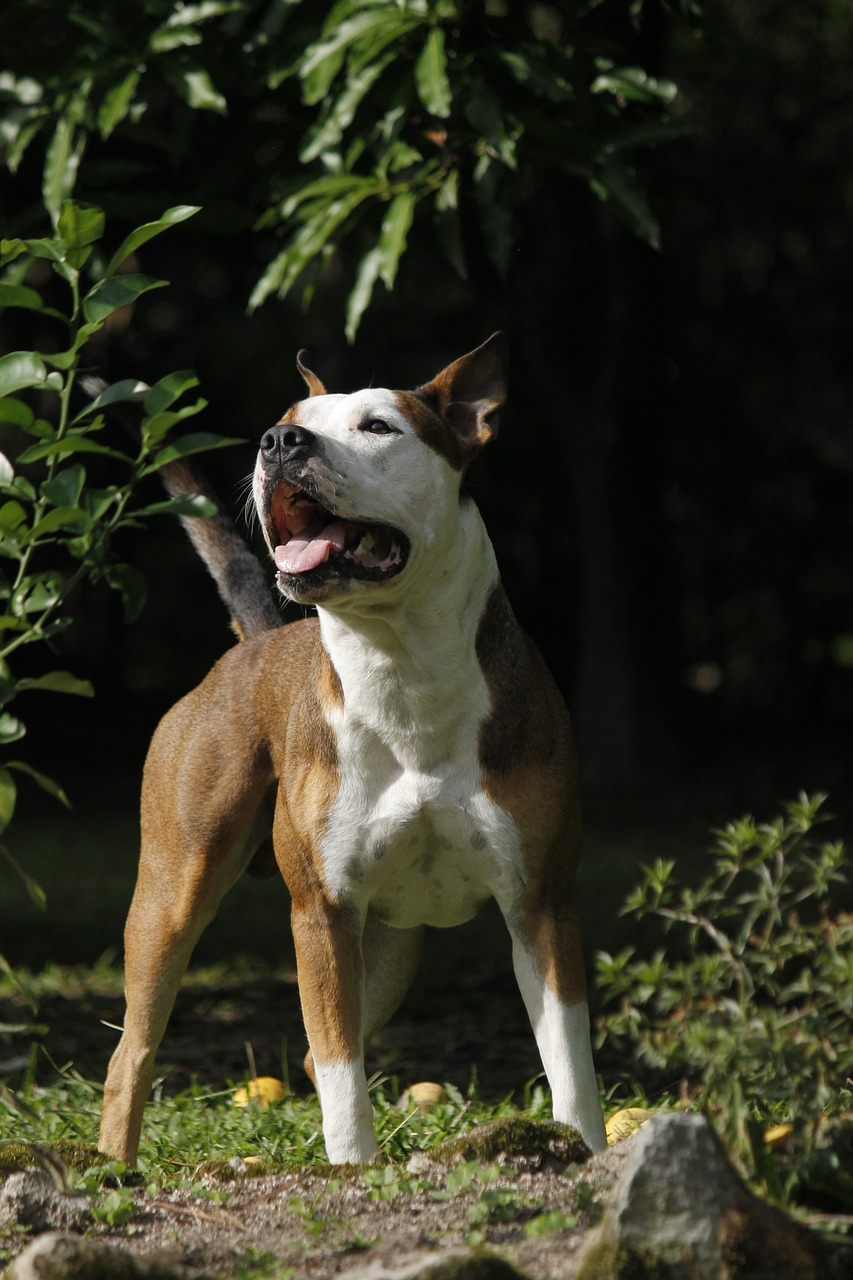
top-left (260, 422), bottom-right (315, 461)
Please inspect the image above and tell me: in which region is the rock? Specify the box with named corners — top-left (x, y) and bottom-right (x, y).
top-left (0, 1172), bottom-right (91, 1233)
top-left (7, 1233), bottom-right (197, 1279)
top-left (576, 1112), bottom-right (834, 1279)
top-left (345, 1246), bottom-right (525, 1280)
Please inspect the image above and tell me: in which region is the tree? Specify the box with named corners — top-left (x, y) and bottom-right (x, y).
top-left (2, 1), bottom-right (699, 788)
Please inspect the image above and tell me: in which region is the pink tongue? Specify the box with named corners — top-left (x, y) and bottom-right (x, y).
top-left (275, 521), bottom-right (352, 574)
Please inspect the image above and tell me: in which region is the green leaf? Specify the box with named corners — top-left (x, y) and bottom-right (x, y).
top-left (0, 769), bottom-right (16, 835)
top-left (0, 842), bottom-right (46, 909)
top-left (1, 235), bottom-right (64, 266)
top-left (106, 563), bottom-right (147, 623)
top-left (98, 69), bottom-right (142, 139)
top-left (250, 185), bottom-right (378, 310)
top-left (0, 714), bottom-right (26, 745)
top-left (24, 506), bottom-right (91, 540)
top-left (58, 200), bottom-right (105, 250)
top-left (143, 370), bottom-right (200, 416)
top-left (17, 438), bottom-right (129, 464)
top-left (345, 247), bottom-right (383, 344)
top-left (163, 1), bottom-right (241, 25)
top-left (83, 273), bottom-right (168, 323)
top-left (7, 760), bottom-right (71, 809)
top-left (141, 400), bottom-right (208, 448)
top-left (433, 170), bottom-right (467, 279)
top-left (0, 351), bottom-right (48, 397)
top-left (300, 55), bottom-right (394, 163)
top-left (415, 27), bottom-right (452, 118)
top-left (167, 65), bottom-right (227, 114)
top-left (135, 493), bottom-right (218, 518)
top-left (590, 158), bottom-right (661, 250)
top-left (43, 107), bottom-right (88, 229)
top-left (278, 174), bottom-right (380, 222)
top-left (73, 377), bottom-right (149, 420)
top-left (0, 500), bottom-right (27, 532)
top-left (474, 162), bottom-right (514, 276)
top-left (150, 26), bottom-right (203, 53)
top-left (377, 190), bottom-right (416, 290)
top-left (11, 572), bottom-right (64, 615)
top-left (592, 64), bottom-right (678, 106)
top-left (0, 282), bottom-right (44, 312)
top-left (147, 432), bottom-right (242, 471)
top-left (41, 462), bottom-right (86, 508)
top-left (301, 11), bottom-right (420, 105)
top-left (0, 397), bottom-right (35, 428)
top-left (105, 206), bottom-right (201, 277)
top-left (17, 671), bottom-right (94, 697)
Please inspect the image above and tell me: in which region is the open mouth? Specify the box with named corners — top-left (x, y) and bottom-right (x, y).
top-left (268, 481), bottom-right (409, 584)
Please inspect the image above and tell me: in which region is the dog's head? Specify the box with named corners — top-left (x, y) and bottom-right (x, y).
top-left (253, 334), bottom-right (508, 605)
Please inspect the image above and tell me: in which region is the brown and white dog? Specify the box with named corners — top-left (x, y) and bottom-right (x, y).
top-left (98, 334), bottom-right (607, 1165)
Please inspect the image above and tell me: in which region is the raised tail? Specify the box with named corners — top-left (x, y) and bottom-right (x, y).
top-left (159, 458), bottom-right (281, 640)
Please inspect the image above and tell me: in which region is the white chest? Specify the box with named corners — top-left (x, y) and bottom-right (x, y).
top-left (317, 662), bottom-right (523, 929)
top-left (320, 753), bottom-right (523, 929)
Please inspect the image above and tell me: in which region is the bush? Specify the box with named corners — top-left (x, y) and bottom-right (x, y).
top-left (0, 199), bottom-right (236, 926)
top-left (595, 792), bottom-right (852, 1183)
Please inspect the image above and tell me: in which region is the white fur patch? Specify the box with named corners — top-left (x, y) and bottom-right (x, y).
top-left (317, 499), bottom-right (525, 930)
top-left (510, 938), bottom-right (607, 1152)
top-left (314, 1058), bottom-right (378, 1164)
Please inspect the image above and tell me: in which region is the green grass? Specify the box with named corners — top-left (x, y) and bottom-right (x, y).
top-left (0, 1061), bottom-right (564, 1186)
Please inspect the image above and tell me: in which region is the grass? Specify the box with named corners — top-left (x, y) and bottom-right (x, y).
top-left (0, 1056), bottom-right (571, 1186)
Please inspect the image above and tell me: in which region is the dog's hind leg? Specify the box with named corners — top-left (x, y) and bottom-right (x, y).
top-left (100, 676), bottom-right (274, 1166)
top-left (99, 856), bottom-right (227, 1166)
top-left (361, 916), bottom-right (424, 1043)
top-left (505, 903), bottom-right (607, 1153)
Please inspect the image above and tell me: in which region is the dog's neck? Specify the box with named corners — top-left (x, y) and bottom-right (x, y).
top-left (316, 500), bottom-right (499, 763)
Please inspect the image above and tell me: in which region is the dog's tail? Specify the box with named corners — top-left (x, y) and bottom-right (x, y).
top-left (159, 458), bottom-right (281, 640)
top-left (80, 376), bottom-right (281, 641)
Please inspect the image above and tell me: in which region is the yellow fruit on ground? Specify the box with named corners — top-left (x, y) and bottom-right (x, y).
top-left (605, 1107), bottom-right (653, 1145)
top-left (232, 1077), bottom-right (287, 1108)
top-left (763, 1123), bottom-right (794, 1149)
top-left (397, 1081), bottom-right (449, 1113)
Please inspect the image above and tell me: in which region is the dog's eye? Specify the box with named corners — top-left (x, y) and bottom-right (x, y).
top-left (360, 418), bottom-right (400, 436)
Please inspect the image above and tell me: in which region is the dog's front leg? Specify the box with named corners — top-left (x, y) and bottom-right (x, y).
top-left (507, 903), bottom-right (607, 1153)
top-left (291, 900), bottom-right (378, 1164)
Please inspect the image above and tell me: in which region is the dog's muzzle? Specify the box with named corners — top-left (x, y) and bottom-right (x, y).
top-left (256, 426), bottom-right (410, 595)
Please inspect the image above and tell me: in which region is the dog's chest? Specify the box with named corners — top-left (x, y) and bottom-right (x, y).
top-left (318, 675), bottom-right (523, 930)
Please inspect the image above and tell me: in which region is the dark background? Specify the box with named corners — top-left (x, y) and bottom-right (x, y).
top-left (2, 0), bottom-right (853, 972)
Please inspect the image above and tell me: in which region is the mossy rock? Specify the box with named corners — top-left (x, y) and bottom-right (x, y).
top-left (576, 1239), bottom-right (673, 1279)
top-left (195, 1156), bottom-right (279, 1181)
top-left (0, 1139), bottom-right (108, 1178)
top-left (432, 1119), bottom-right (590, 1168)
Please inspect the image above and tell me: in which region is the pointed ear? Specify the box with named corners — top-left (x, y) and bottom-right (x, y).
top-left (296, 349), bottom-right (327, 397)
top-left (417, 332), bottom-right (508, 456)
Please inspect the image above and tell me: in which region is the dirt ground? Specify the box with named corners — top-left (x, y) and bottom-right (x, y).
top-left (3, 1134), bottom-right (633, 1280)
top-left (1, 924), bottom-right (640, 1279)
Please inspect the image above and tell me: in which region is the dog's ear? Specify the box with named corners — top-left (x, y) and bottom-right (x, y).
top-left (418, 332), bottom-right (508, 455)
top-left (296, 350), bottom-right (327, 397)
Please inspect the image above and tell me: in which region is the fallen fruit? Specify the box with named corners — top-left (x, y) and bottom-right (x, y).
top-left (397, 1081), bottom-right (449, 1113)
top-left (605, 1107), bottom-right (653, 1145)
top-left (232, 1077), bottom-right (287, 1108)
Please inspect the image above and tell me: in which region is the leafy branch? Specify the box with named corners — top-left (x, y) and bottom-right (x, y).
top-left (0, 198), bottom-right (239, 901)
top-left (595, 793), bottom-right (852, 1185)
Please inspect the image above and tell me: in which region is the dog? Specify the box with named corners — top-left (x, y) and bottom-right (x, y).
top-left (98, 334), bottom-right (607, 1164)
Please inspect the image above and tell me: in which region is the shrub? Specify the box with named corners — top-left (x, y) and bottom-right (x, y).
top-left (595, 792), bottom-right (852, 1181)
top-left (0, 199), bottom-right (237, 929)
